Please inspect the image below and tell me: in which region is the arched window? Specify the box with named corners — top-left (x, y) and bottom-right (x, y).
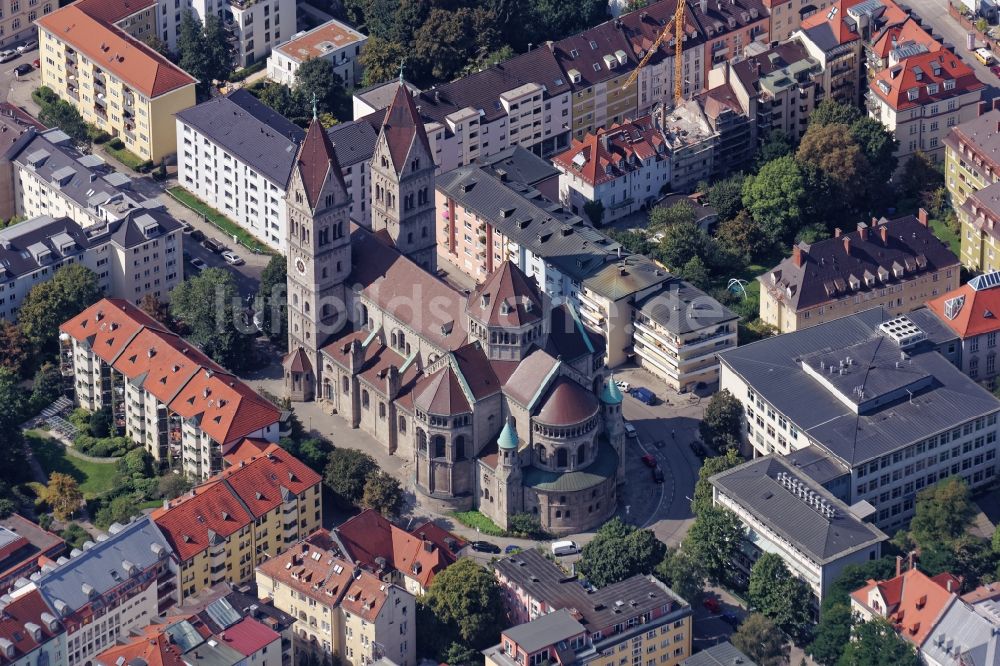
top-left (556, 448), bottom-right (568, 468)
top-left (417, 429), bottom-right (427, 452)
top-left (433, 435), bottom-right (446, 458)
top-left (362, 390), bottom-right (370, 409)
top-left (379, 402), bottom-right (386, 419)
top-left (536, 444), bottom-right (547, 463)
top-left (342, 376), bottom-right (349, 394)
top-left (577, 445), bottom-right (586, 466)
top-left (398, 416), bottom-right (407, 434)
top-left (304, 302), bottom-right (310, 313)
top-left (455, 435), bottom-right (465, 460)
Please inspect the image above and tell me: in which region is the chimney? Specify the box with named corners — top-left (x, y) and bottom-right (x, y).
top-left (918, 207), bottom-right (929, 226)
top-left (858, 225), bottom-right (868, 242)
top-left (908, 551), bottom-right (916, 571)
top-left (834, 228), bottom-right (842, 238)
top-left (980, 100), bottom-right (987, 116)
top-left (348, 339), bottom-right (365, 375)
top-left (947, 579), bottom-right (954, 593)
top-left (792, 244), bottom-right (804, 267)
top-left (880, 225), bottom-right (889, 245)
top-left (993, 98), bottom-right (1000, 112)
top-left (843, 236), bottom-right (851, 256)
top-left (896, 555), bottom-right (903, 577)
top-left (871, 217), bottom-right (879, 228)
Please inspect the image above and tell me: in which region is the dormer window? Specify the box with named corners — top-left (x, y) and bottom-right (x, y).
top-left (481, 293), bottom-right (490, 308)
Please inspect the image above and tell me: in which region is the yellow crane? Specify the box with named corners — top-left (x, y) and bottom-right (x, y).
top-left (622, 1), bottom-right (687, 104)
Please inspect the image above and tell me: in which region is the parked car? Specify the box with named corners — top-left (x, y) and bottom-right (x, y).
top-left (641, 453), bottom-right (657, 468)
top-left (13, 63), bottom-right (31, 77)
top-left (689, 441), bottom-right (706, 458)
top-left (470, 540), bottom-right (501, 554)
top-left (703, 597), bottom-right (721, 613)
top-left (16, 39), bottom-right (37, 53)
top-left (222, 250), bottom-right (244, 266)
top-left (504, 545), bottom-right (521, 554)
top-left (632, 387), bottom-right (657, 405)
top-left (652, 467), bottom-right (665, 483)
top-left (721, 612), bottom-right (740, 627)
top-left (0, 51), bottom-right (17, 63)
top-left (180, 222), bottom-right (194, 234)
top-left (31, 59), bottom-right (39, 69)
top-left (202, 238), bottom-right (225, 253)
top-left (624, 422), bottom-right (638, 439)
top-left (190, 229), bottom-right (205, 242)
top-left (551, 540), bottom-right (579, 556)
top-left (189, 257), bottom-right (207, 273)
top-left (615, 379), bottom-right (630, 392)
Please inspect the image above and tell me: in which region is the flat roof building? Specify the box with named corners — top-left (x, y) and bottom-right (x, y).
top-left (267, 18), bottom-right (367, 89)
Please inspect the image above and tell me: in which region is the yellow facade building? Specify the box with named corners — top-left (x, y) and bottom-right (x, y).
top-left (152, 442), bottom-right (322, 605)
top-left (36, 4), bottom-right (196, 162)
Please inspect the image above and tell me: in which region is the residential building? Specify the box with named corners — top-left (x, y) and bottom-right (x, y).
top-left (0, 588), bottom-right (65, 666)
top-left (330, 509), bottom-right (463, 596)
top-left (552, 115), bottom-right (670, 224)
top-left (176, 90), bottom-right (305, 252)
top-left (96, 613), bottom-right (282, 666)
top-left (796, 0), bottom-right (867, 106)
top-left (763, 0), bottom-right (822, 41)
top-left (694, 79), bottom-right (755, 176)
top-left (945, 108), bottom-right (1000, 208)
top-left (489, 549), bottom-right (693, 666)
top-left (868, 49), bottom-right (984, 166)
top-left (436, 149), bottom-right (737, 390)
top-left (718, 307), bottom-right (1000, 532)
top-left (0, 0), bottom-right (53, 50)
top-left (955, 179), bottom-right (1000, 274)
top-left (729, 39), bottom-right (824, 144)
top-left (152, 442), bottom-right (322, 604)
top-left (171, 0), bottom-right (297, 69)
top-left (256, 532), bottom-right (416, 666)
top-left (36, 4), bottom-right (197, 162)
top-left (681, 642), bottom-right (755, 666)
top-left (758, 212), bottom-right (960, 333)
top-left (60, 299), bottom-right (280, 478)
top-left (688, 0), bottom-right (770, 79)
top-left (267, 18), bottom-right (367, 89)
top-left (73, 0), bottom-right (158, 44)
top-left (0, 210), bottom-right (182, 322)
top-left (659, 100), bottom-right (719, 193)
top-left (31, 516), bottom-right (177, 666)
top-left (0, 104), bottom-right (46, 222)
top-left (9, 127), bottom-right (159, 228)
top-left (0, 515), bottom-right (65, 596)
top-left (866, 16), bottom-right (939, 77)
top-left (923, 272), bottom-right (1000, 387)
top-left (710, 455), bottom-right (887, 603)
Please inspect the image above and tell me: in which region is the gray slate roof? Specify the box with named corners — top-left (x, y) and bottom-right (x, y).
top-left (718, 308), bottom-right (1000, 466)
top-left (503, 609), bottom-right (585, 653)
top-left (327, 118), bottom-right (381, 168)
top-left (479, 146), bottom-right (560, 188)
top-left (682, 642), bottom-right (757, 666)
top-left (923, 599), bottom-right (1000, 666)
top-left (36, 516), bottom-right (172, 614)
top-left (176, 89), bottom-right (305, 188)
top-left (711, 455), bottom-right (887, 563)
top-left (637, 280), bottom-right (737, 335)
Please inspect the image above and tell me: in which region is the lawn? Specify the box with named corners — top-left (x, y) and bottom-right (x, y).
top-left (930, 217), bottom-right (961, 257)
top-left (167, 186), bottom-right (273, 255)
top-left (26, 431), bottom-right (118, 499)
top-left (452, 510), bottom-right (505, 536)
top-left (104, 142), bottom-right (150, 171)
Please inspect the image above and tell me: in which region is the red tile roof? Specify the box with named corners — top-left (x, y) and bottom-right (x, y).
top-left (0, 589), bottom-right (62, 665)
top-left (925, 276), bottom-right (1000, 338)
top-left (297, 118), bottom-right (347, 208)
top-left (95, 622), bottom-right (187, 666)
top-left (850, 567), bottom-right (958, 646)
top-left (412, 367), bottom-right (471, 416)
top-left (381, 83), bottom-right (431, 174)
top-left (74, 0), bottom-right (157, 23)
top-left (154, 444), bottom-right (321, 561)
top-left (552, 115), bottom-right (665, 187)
top-left (256, 533), bottom-right (357, 604)
top-left (870, 50), bottom-right (983, 112)
top-left (467, 261), bottom-right (544, 328)
top-left (223, 438), bottom-right (272, 467)
top-left (215, 617), bottom-right (280, 657)
top-left (870, 17), bottom-right (940, 59)
top-left (166, 369), bottom-right (280, 445)
top-left (60, 298), bottom-right (164, 365)
top-left (37, 6), bottom-right (196, 98)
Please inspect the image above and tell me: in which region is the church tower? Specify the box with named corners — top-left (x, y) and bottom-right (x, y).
top-left (283, 118), bottom-right (352, 402)
top-left (370, 83), bottom-right (437, 271)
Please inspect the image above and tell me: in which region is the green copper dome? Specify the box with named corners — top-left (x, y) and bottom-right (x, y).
top-left (601, 375), bottom-right (624, 405)
top-left (498, 420), bottom-right (518, 450)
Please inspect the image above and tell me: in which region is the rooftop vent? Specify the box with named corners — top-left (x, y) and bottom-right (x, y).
top-left (877, 315), bottom-right (926, 349)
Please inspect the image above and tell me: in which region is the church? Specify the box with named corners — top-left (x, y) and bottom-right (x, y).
top-left (281, 84), bottom-right (624, 534)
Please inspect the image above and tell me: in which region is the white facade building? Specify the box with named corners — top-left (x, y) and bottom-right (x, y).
top-left (267, 18), bottom-right (367, 89)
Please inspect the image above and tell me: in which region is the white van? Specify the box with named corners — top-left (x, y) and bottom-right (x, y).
top-left (551, 540), bottom-right (579, 556)
top-left (624, 423), bottom-right (638, 439)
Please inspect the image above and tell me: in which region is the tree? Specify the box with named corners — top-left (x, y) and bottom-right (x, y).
top-left (706, 172), bottom-right (746, 222)
top-left (656, 222), bottom-right (716, 273)
top-left (715, 210), bottom-right (769, 266)
top-left (578, 518), bottom-right (667, 587)
top-left (202, 15), bottom-right (235, 83)
top-left (324, 448), bottom-right (379, 507)
top-left (583, 200), bottom-right (605, 226)
top-left (650, 201), bottom-right (697, 228)
top-left (839, 618), bottom-right (920, 666)
top-left (530, 0), bottom-right (607, 42)
top-left (908, 476), bottom-right (975, 549)
top-left (754, 130), bottom-right (792, 166)
top-left (256, 256), bottom-right (287, 346)
top-left (295, 58), bottom-right (350, 121)
top-left (808, 602), bottom-right (853, 666)
top-left (142, 34), bottom-right (170, 57)
top-left (682, 507), bottom-right (743, 585)
top-left (679, 256), bottom-right (710, 289)
top-left (731, 614), bottom-right (789, 666)
top-left (420, 558), bottom-right (505, 655)
top-left (280, 436), bottom-right (333, 475)
top-left (849, 116), bottom-right (898, 187)
top-left (60, 522), bottom-right (90, 549)
top-left (0, 322), bottom-right (29, 376)
top-left (362, 471), bottom-right (404, 517)
top-left (691, 449), bottom-right (743, 515)
top-left (655, 547), bottom-right (704, 602)
top-left (507, 513), bottom-right (546, 538)
top-left (410, 7), bottom-right (500, 84)
top-left (742, 155), bottom-right (807, 244)
top-left (747, 553), bottom-right (813, 643)
top-left (699, 389), bottom-right (743, 453)
top-left (139, 294), bottom-right (171, 327)
top-left (170, 268), bottom-right (253, 371)
top-left (177, 10), bottom-right (234, 96)
top-left (157, 473), bottom-right (193, 500)
top-left (898, 151), bottom-right (944, 204)
top-left (95, 495), bottom-right (139, 528)
top-left (250, 81), bottom-right (301, 119)
top-left (45, 472), bottom-right (83, 520)
top-left (607, 229), bottom-right (653, 256)
top-left (797, 123), bottom-right (871, 200)
top-left (89, 407), bottom-right (113, 438)
top-left (30, 363), bottom-right (63, 412)
top-left (808, 99), bottom-right (862, 128)
top-left (121, 448), bottom-right (152, 478)
top-left (18, 264), bottom-right (101, 354)
top-left (37, 98), bottom-right (88, 143)
top-left (359, 37), bottom-right (408, 86)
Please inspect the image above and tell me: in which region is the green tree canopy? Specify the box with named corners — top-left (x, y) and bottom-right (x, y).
top-left (257, 255), bottom-right (287, 347)
top-left (706, 172), bottom-right (746, 222)
top-left (169, 268), bottom-right (253, 371)
top-left (715, 210), bottom-right (770, 266)
top-left (295, 57), bottom-right (350, 121)
top-left (18, 264), bottom-right (101, 354)
top-left (839, 618), bottom-right (920, 666)
top-left (808, 99), bottom-right (862, 128)
top-left (655, 221), bottom-right (718, 273)
top-left (690, 449), bottom-right (743, 515)
top-left (0, 322), bottom-right (29, 377)
top-left (698, 389), bottom-right (743, 453)
top-left (754, 131), bottom-right (792, 167)
top-left (655, 547), bottom-right (704, 603)
top-left (30, 363), bottom-right (63, 412)
top-left (324, 448), bottom-right (379, 507)
top-left (747, 553), bottom-right (813, 643)
top-left (177, 10), bottom-right (234, 96)
top-left (37, 98), bottom-right (88, 143)
top-left (849, 116), bottom-right (899, 187)
top-left (359, 37), bottom-right (409, 87)
top-left (908, 476), bottom-right (975, 549)
top-left (731, 614), bottom-right (789, 666)
top-left (650, 201), bottom-right (697, 228)
top-left (808, 602), bottom-right (853, 666)
top-left (797, 123), bottom-right (871, 201)
top-left (362, 471), bottom-right (404, 517)
top-left (578, 517), bottom-right (667, 588)
top-left (742, 155), bottom-right (807, 244)
top-left (682, 507), bottom-right (743, 585)
top-left (420, 558), bottom-right (505, 656)
top-left (679, 256), bottom-right (710, 289)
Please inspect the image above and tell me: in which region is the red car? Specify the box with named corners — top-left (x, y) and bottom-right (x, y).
top-left (641, 454), bottom-right (657, 468)
top-left (31, 59), bottom-right (39, 69)
top-left (703, 597), bottom-right (721, 613)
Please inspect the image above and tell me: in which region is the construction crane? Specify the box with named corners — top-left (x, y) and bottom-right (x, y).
top-left (622, 1), bottom-right (686, 105)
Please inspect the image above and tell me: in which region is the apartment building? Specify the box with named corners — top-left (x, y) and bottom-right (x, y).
top-left (730, 39), bottom-right (823, 143)
top-left (176, 90), bottom-right (305, 252)
top-left (945, 109), bottom-right (1000, 208)
top-left (0, 105), bottom-right (46, 222)
top-left (660, 99), bottom-right (719, 192)
top-left (152, 442), bottom-right (322, 605)
top-left (866, 16), bottom-right (939, 77)
top-left (256, 532), bottom-right (416, 666)
top-left (0, 0), bottom-right (52, 51)
top-left (688, 0), bottom-right (769, 79)
top-left (922, 272), bottom-right (1000, 387)
top-left (710, 455), bottom-right (887, 603)
top-left (693, 80), bottom-right (755, 176)
top-left (795, 0), bottom-right (873, 106)
top-left (552, 115), bottom-right (670, 224)
top-left (0, 210), bottom-right (182, 322)
top-left (759, 213), bottom-right (959, 333)
top-left (868, 49), bottom-right (984, 166)
top-left (161, 0), bottom-right (296, 68)
top-left (489, 549), bottom-right (693, 666)
top-left (0, 515), bottom-right (65, 596)
top-left (73, 0), bottom-right (158, 44)
top-left (955, 177), bottom-right (1000, 273)
top-left (36, 5), bottom-right (197, 162)
top-left (31, 516), bottom-right (177, 666)
top-left (0, 588), bottom-right (66, 666)
top-left (267, 18), bottom-right (367, 89)
top-left (9, 128), bottom-right (158, 228)
top-left (718, 307), bottom-right (1000, 532)
top-left (60, 299), bottom-right (280, 478)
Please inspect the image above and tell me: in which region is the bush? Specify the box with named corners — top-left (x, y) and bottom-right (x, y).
top-left (108, 138), bottom-right (125, 150)
top-left (228, 59), bottom-right (266, 82)
top-left (31, 86), bottom-right (58, 107)
top-left (507, 513), bottom-right (548, 539)
top-left (87, 127), bottom-right (111, 144)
